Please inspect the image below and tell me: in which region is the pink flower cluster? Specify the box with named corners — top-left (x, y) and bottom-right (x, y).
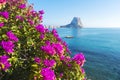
top-left (0, 31), bottom-right (18, 54)
top-left (62, 41), bottom-right (71, 54)
top-left (39, 10), bottom-right (44, 15)
top-left (35, 24), bottom-right (50, 40)
top-left (40, 34), bottom-right (44, 39)
top-left (52, 43), bottom-right (64, 56)
top-left (35, 24), bottom-right (45, 33)
top-left (0, 11), bottom-right (9, 19)
top-left (41, 68), bottom-right (56, 80)
top-left (7, 31), bottom-right (19, 42)
top-left (27, 19), bottom-right (34, 25)
top-left (34, 57), bottom-right (56, 79)
top-left (0, 0), bottom-right (6, 5)
top-left (16, 15), bottom-right (24, 21)
top-left (52, 29), bottom-right (61, 41)
top-left (34, 57), bottom-right (41, 64)
top-left (41, 41), bottom-right (64, 57)
top-left (30, 10), bottom-right (37, 17)
top-left (41, 42), bottom-right (56, 56)
top-left (39, 10), bottom-right (44, 20)
top-left (72, 53), bottom-right (85, 66)
top-left (0, 22), bottom-right (4, 28)
top-left (19, 4), bottom-right (26, 9)
top-left (43, 59), bottom-right (56, 67)
top-left (0, 55), bottom-right (11, 71)
top-left (0, 41), bottom-right (15, 53)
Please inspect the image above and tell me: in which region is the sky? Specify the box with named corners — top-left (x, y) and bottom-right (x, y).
top-left (28, 0), bottom-right (120, 28)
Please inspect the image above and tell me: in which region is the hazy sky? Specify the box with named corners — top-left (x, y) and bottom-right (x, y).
top-left (28, 0), bottom-right (120, 28)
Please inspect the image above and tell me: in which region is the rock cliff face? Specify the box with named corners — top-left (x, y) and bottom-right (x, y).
top-left (61, 17), bottom-right (83, 28)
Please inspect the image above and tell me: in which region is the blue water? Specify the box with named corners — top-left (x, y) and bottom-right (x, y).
top-left (56, 28), bottom-right (120, 80)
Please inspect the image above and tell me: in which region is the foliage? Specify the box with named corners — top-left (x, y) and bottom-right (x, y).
top-left (0, 0), bottom-right (86, 80)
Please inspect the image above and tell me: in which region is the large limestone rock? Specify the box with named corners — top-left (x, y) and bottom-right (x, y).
top-left (61, 17), bottom-right (83, 28)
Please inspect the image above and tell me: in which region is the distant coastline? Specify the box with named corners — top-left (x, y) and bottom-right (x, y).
top-left (44, 17), bottom-right (83, 28)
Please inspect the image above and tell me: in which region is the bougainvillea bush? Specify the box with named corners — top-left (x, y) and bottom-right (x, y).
top-left (0, 0), bottom-right (86, 80)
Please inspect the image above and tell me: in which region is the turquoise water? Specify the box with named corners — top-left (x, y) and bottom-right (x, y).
top-left (56, 28), bottom-right (120, 80)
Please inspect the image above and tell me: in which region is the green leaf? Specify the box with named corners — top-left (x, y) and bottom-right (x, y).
top-left (31, 64), bottom-right (38, 68)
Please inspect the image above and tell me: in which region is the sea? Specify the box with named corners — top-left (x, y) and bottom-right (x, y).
top-left (56, 28), bottom-right (120, 80)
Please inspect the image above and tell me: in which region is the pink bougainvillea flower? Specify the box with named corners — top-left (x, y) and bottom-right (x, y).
top-left (41, 41), bottom-right (56, 56)
top-left (52, 29), bottom-right (61, 41)
top-left (7, 31), bottom-right (19, 42)
top-left (52, 29), bottom-right (57, 34)
top-left (30, 10), bottom-right (37, 17)
top-left (0, 0), bottom-right (6, 6)
top-left (19, 4), bottom-right (26, 9)
top-left (0, 41), bottom-right (15, 53)
top-left (60, 55), bottom-right (65, 61)
top-left (45, 40), bottom-right (50, 45)
top-left (16, 15), bottom-right (24, 21)
top-left (19, 26), bottom-right (23, 29)
top-left (0, 22), bottom-right (4, 28)
top-left (0, 0), bottom-right (6, 5)
top-left (39, 10), bottom-right (44, 15)
top-left (60, 56), bottom-right (71, 66)
top-left (35, 24), bottom-right (45, 33)
top-left (0, 55), bottom-right (11, 71)
top-left (0, 0), bottom-right (6, 3)
top-left (72, 53), bottom-right (85, 66)
top-left (27, 19), bottom-right (34, 25)
top-left (43, 59), bottom-right (56, 67)
top-left (34, 57), bottom-right (41, 64)
top-left (45, 28), bottom-right (49, 33)
top-left (61, 41), bottom-right (71, 54)
top-left (41, 43), bottom-right (56, 56)
top-left (0, 11), bottom-right (9, 19)
top-left (41, 68), bottom-right (56, 80)
top-left (66, 47), bottom-right (71, 54)
top-left (60, 73), bottom-right (63, 78)
top-left (39, 15), bottom-right (43, 20)
top-left (66, 56), bottom-right (71, 62)
top-left (81, 67), bottom-right (85, 74)
top-left (40, 34), bottom-right (44, 40)
top-left (52, 43), bottom-right (64, 57)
